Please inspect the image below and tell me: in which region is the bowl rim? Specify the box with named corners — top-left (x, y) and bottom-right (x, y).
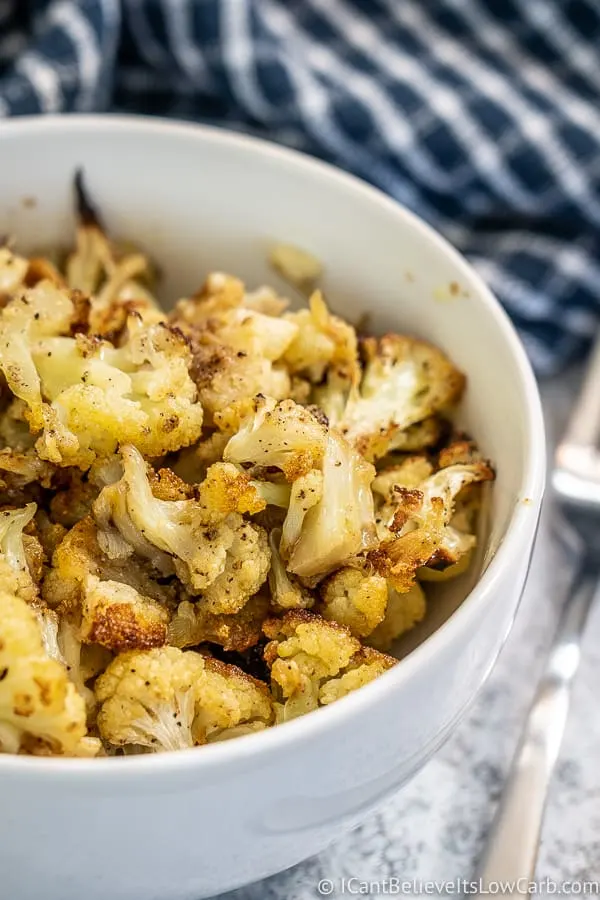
top-left (0, 113), bottom-right (546, 779)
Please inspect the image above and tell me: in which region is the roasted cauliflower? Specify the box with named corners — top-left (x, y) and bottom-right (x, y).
top-left (96, 647), bottom-right (273, 752)
top-left (338, 335), bottom-right (465, 462)
top-left (0, 582), bottom-right (98, 756)
top-left (263, 611), bottom-right (395, 722)
top-left (0, 178), bottom-right (494, 756)
top-left (0, 283), bottom-right (203, 468)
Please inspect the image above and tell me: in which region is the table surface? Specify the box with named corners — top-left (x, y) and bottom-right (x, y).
top-left (223, 372), bottom-right (600, 899)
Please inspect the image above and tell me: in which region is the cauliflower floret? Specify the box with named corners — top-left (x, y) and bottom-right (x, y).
top-left (0, 280), bottom-right (203, 468)
top-left (168, 593), bottom-right (270, 651)
top-left (224, 396), bottom-right (327, 481)
top-left (369, 460), bottom-right (493, 592)
top-left (268, 530), bottom-right (314, 610)
top-left (206, 307), bottom-right (298, 362)
top-left (96, 647), bottom-right (273, 752)
top-left (320, 566), bottom-right (388, 637)
top-left (201, 520), bottom-right (270, 614)
top-left (282, 291), bottom-right (359, 386)
top-left (0, 281), bottom-right (75, 431)
top-left (185, 336), bottom-right (290, 419)
top-left (43, 515), bottom-right (175, 659)
top-left (94, 445), bottom-right (270, 611)
top-left (286, 431), bottom-right (378, 580)
top-left (263, 611), bottom-right (394, 722)
top-left (366, 583), bottom-right (427, 651)
top-left (80, 578), bottom-right (170, 652)
top-left (318, 646), bottom-right (396, 705)
top-left (0, 585), bottom-right (96, 756)
top-left (172, 271), bottom-right (298, 362)
top-left (197, 462), bottom-right (267, 516)
top-left (0, 503), bottom-right (39, 602)
top-left (339, 335), bottom-right (465, 462)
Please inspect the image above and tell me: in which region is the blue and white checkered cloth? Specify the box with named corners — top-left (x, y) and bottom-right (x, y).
top-left (2, 0), bottom-right (600, 375)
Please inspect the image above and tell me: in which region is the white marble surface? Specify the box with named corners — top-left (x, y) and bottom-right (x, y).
top-left (222, 372), bottom-right (600, 898)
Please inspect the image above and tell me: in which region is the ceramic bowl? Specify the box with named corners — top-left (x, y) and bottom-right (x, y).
top-left (0, 115), bottom-right (545, 900)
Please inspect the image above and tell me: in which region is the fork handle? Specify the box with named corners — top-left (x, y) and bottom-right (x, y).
top-left (472, 559), bottom-right (599, 898)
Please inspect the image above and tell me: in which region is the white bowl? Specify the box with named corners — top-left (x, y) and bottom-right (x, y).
top-left (0, 115), bottom-right (545, 900)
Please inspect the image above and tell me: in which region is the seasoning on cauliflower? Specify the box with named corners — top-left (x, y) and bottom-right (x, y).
top-left (171, 274), bottom-right (294, 421)
top-left (366, 583), bottom-right (427, 651)
top-left (94, 445), bottom-right (270, 612)
top-left (0, 281), bottom-right (204, 468)
top-left (369, 459), bottom-right (494, 592)
top-left (168, 593), bottom-right (270, 651)
top-left (224, 396), bottom-right (327, 481)
top-left (0, 583), bottom-right (98, 756)
top-left (285, 431), bottom-right (378, 580)
top-left (263, 611), bottom-right (395, 722)
top-left (197, 461), bottom-right (267, 516)
top-left (96, 647), bottom-right (273, 752)
top-left (42, 513), bottom-right (175, 657)
top-left (320, 565), bottom-right (388, 638)
top-left (338, 335), bottom-right (465, 462)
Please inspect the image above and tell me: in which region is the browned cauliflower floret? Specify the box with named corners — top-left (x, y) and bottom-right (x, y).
top-left (80, 578), bottom-right (170, 652)
top-left (43, 516), bottom-right (174, 654)
top-left (318, 646), bottom-right (396, 705)
top-left (224, 396), bottom-right (327, 481)
top-left (171, 272), bottom-right (294, 421)
top-left (282, 291), bottom-right (359, 386)
top-left (0, 281), bottom-right (203, 468)
top-left (96, 647), bottom-right (273, 752)
top-left (93, 445), bottom-right (270, 613)
top-left (172, 271), bottom-right (297, 363)
top-left (197, 461), bottom-right (267, 516)
top-left (186, 339), bottom-right (290, 418)
top-left (168, 593), bottom-right (270, 651)
top-left (366, 583), bottom-right (427, 651)
top-left (263, 610), bottom-right (390, 722)
top-left (369, 458), bottom-right (494, 592)
top-left (320, 565), bottom-right (388, 638)
top-left (0, 584), bottom-right (99, 756)
top-left (338, 335), bottom-right (465, 462)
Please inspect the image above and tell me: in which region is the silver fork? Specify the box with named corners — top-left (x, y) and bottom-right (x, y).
top-left (473, 331), bottom-right (600, 897)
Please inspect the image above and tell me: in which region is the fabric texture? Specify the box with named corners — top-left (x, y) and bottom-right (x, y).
top-left (1, 0), bottom-right (600, 374)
